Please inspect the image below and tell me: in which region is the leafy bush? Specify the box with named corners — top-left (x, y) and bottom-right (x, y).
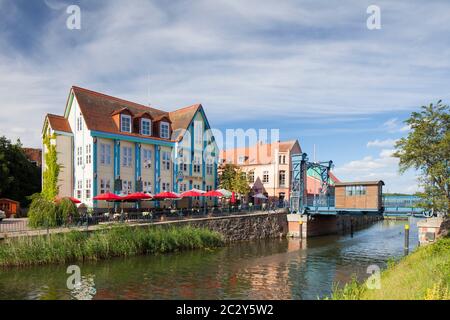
top-left (27, 193), bottom-right (59, 228)
top-left (27, 194), bottom-right (80, 228)
top-left (57, 198), bottom-right (80, 225)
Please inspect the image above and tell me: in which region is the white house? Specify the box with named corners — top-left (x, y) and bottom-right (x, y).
top-left (42, 86), bottom-right (218, 208)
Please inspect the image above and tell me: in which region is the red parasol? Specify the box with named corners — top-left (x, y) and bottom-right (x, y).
top-left (203, 190), bottom-right (223, 197)
top-left (55, 196), bottom-right (81, 204)
top-left (153, 191), bottom-right (181, 200)
top-left (121, 192), bottom-right (153, 201)
top-left (181, 190), bottom-right (205, 197)
top-left (93, 192), bottom-right (123, 201)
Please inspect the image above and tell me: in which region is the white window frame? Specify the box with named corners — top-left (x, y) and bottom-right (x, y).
top-left (122, 146), bottom-right (132, 167)
top-left (100, 143), bottom-right (111, 165)
top-left (206, 158), bottom-right (213, 175)
top-left (263, 171), bottom-right (269, 183)
top-left (162, 151), bottom-right (170, 171)
top-left (122, 180), bottom-right (132, 194)
top-left (121, 114), bottom-right (132, 133)
top-left (141, 118), bottom-right (152, 136)
top-left (160, 121), bottom-right (170, 139)
top-left (100, 178), bottom-right (111, 194)
top-left (77, 180), bottom-right (82, 199)
top-left (248, 171), bottom-right (255, 183)
top-left (193, 156), bottom-right (201, 173)
top-left (194, 121), bottom-right (203, 145)
top-left (162, 182), bottom-right (171, 192)
top-left (279, 170), bottom-right (286, 186)
top-left (77, 113), bottom-right (83, 131)
top-left (77, 146), bottom-right (83, 166)
top-left (143, 148), bottom-right (152, 169)
top-left (143, 181), bottom-right (152, 193)
top-left (86, 144), bottom-right (92, 164)
top-left (85, 179), bottom-right (92, 199)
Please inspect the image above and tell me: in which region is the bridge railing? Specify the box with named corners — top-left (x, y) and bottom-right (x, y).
top-left (306, 195), bottom-right (335, 211)
top-left (382, 195), bottom-right (426, 215)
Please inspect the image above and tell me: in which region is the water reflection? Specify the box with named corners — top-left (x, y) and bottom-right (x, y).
top-left (0, 219), bottom-right (418, 300)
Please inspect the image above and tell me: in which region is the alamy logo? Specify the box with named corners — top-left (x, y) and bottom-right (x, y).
top-left (366, 264), bottom-right (381, 289)
top-left (66, 265), bottom-right (97, 300)
top-left (366, 5), bottom-right (381, 30)
top-left (66, 5), bottom-right (81, 30)
top-left (66, 265), bottom-right (81, 289)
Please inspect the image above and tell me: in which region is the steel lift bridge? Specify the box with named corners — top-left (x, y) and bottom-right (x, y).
top-left (289, 153), bottom-right (430, 217)
top-left (289, 153), bottom-right (336, 215)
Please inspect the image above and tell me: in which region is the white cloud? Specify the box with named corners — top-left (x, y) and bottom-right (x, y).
top-left (0, 0), bottom-right (449, 148)
top-left (367, 138), bottom-right (397, 148)
top-left (382, 118), bottom-right (411, 133)
top-left (334, 149), bottom-right (420, 193)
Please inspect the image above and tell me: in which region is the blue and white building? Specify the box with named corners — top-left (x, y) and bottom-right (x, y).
top-left (42, 86), bottom-right (219, 208)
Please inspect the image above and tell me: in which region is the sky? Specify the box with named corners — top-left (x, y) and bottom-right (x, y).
top-left (1, 0), bottom-right (450, 193)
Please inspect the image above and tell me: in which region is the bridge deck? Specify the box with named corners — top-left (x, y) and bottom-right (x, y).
top-left (305, 206), bottom-right (426, 217)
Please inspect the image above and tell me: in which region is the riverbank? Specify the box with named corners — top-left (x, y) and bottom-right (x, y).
top-left (330, 235), bottom-right (450, 300)
top-left (0, 225), bottom-right (223, 267)
top-left (0, 219), bottom-right (416, 299)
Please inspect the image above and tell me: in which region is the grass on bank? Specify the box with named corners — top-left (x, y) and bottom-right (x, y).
top-left (0, 225), bottom-right (224, 267)
top-left (328, 236), bottom-right (450, 300)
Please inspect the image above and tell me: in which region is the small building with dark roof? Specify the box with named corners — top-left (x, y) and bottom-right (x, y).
top-left (0, 198), bottom-right (21, 218)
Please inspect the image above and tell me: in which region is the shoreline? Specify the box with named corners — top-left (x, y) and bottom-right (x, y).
top-left (329, 235), bottom-right (450, 300)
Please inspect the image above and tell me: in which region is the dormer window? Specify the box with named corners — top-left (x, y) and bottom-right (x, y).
top-left (141, 118), bottom-right (151, 136)
top-left (121, 114), bottom-right (131, 132)
top-left (160, 121), bottom-right (170, 139)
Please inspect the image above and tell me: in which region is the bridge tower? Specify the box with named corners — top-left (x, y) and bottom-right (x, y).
top-left (290, 152), bottom-right (333, 214)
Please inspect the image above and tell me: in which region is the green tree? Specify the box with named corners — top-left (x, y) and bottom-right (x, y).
top-left (41, 133), bottom-right (60, 201)
top-left (219, 164), bottom-right (250, 195)
top-left (394, 101), bottom-right (450, 216)
top-left (0, 136), bottom-right (41, 207)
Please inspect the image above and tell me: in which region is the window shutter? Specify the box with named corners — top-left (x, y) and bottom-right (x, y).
top-left (136, 180), bottom-right (143, 192)
top-left (114, 179), bottom-right (122, 193)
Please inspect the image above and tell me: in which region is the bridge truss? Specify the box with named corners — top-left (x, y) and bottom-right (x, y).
top-left (290, 153), bottom-right (333, 214)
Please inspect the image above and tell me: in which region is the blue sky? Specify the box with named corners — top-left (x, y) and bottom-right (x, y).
top-left (1, 0), bottom-right (450, 193)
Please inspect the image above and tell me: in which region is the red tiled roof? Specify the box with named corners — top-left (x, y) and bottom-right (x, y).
top-left (46, 114), bottom-right (72, 133)
top-left (23, 148), bottom-right (42, 166)
top-left (328, 171), bottom-right (340, 183)
top-left (221, 140), bottom-right (301, 165)
top-left (169, 104), bottom-right (202, 141)
top-left (69, 86), bottom-right (201, 141)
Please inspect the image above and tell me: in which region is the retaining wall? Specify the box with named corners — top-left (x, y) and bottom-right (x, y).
top-left (144, 211), bottom-right (289, 242)
top-left (287, 214), bottom-right (383, 238)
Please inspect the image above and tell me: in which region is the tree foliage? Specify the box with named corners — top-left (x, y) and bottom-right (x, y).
top-left (394, 101), bottom-right (450, 215)
top-left (219, 164), bottom-right (250, 195)
top-left (42, 133), bottom-right (60, 201)
top-left (0, 136), bottom-right (41, 207)
top-left (28, 194), bottom-right (79, 228)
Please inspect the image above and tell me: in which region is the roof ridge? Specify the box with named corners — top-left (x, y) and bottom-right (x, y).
top-left (72, 86), bottom-right (168, 114)
top-left (221, 139), bottom-right (296, 151)
top-left (169, 103), bottom-right (201, 114)
top-left (47, 113), bottom-right (65, 118)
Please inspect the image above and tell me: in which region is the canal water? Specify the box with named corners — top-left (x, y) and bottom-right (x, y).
top-left (0, 219), bottom-right (418, 300)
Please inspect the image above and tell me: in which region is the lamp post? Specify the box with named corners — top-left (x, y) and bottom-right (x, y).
top-left (404, 224), bottom-right (410, 255)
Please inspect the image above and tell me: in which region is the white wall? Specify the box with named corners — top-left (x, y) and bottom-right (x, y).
top-left (69, 96), bottom-right (94, 206)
